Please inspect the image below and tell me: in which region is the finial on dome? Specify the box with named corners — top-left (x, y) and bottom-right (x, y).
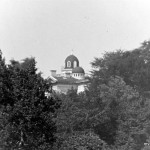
top-left (71, 49), bottom-right (74, 55)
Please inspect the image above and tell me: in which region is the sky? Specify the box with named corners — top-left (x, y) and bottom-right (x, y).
top-left (0, 0), bottom-right (150, 77)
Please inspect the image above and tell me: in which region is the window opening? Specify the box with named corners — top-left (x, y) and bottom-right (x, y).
top-left (74, 61), bottom-right (77, 68)
top-left (67, 61), bottom-right (71, 67)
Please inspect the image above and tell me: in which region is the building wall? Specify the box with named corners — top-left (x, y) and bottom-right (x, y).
top-left (77, 84), bottom-right (88, 93)
top-left (72, 73), bottom-right (85, 79)
top-left (53, 84), bottom-right (78, 93)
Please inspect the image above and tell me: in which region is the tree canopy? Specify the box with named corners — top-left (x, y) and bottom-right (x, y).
top-left (91, 41), bottom-right (150, 92)
top-left (1, 39), bottom-right (150, 150)
top-left (0, 52), bottom-right (59, 149)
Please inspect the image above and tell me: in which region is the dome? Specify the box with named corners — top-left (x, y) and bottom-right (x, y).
top-left (65, 54), bottom-right (79, 69)
top-left (72, 67), bottom-right (85, 74)
top-left (65, 55), bottom-right (79, 63)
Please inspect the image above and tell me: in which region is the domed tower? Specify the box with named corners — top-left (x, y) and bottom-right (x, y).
top-left (61, 54), bottom-right (80, 76)
top-left (72, 66), bottom-right (85, 79)
top-left (65, 55), bottom-right (79, 69)
top-left (50, 54), bottom-right (89, 94)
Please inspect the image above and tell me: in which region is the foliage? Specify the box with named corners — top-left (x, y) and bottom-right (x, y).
top-left (0, 52), bottom-right (59, 149)
top-left (1, 39), bottom-right (150, 150)
top-left (55, 77), bottom-right (148, 149)
top-left (142, 137), bottom-right (150, 150)
top-left (56, 40), bottom-right (150, 149)
top-left (55, 89), bottom-right (108, 149)
top-left (56, 131), bottom-right (109, 150)
top-left (91, 41), bottom-right (150, 92)
top-left (89, 40), bottom-right (150, 149)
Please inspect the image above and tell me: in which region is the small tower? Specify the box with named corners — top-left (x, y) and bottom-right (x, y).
top-left (72, 66), bottom-right (85, 79)
top-left (65, 54), bottom-right (79, 69)
top-left (61, 54), bottom-right (79, 76)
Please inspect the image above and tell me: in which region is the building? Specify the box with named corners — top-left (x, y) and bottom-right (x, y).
top-left (49, 54), bottom-right (89, 94)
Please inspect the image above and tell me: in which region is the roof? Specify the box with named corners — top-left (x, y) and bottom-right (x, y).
top-left (65, 55), bottom-right (79, 63)
top-left (53, 76), bottom-right (79, 84)
top-left (72, 67), bottom-right (85, 73)
top-left (50, 76), bottom-right (89, 85)
top-left (76, 79), bottom-right (89, 84)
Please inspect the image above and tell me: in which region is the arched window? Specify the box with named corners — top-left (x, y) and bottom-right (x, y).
top-left (67, 61), bottom-right (71, 67)
top-left (74, 61), bottom-right (77, 68)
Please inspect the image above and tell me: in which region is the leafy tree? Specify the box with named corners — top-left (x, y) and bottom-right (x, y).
top-left (55, 89), bottom-right (108, 149)
top-left (142, 137), bottom-right (150, 150)
top-left (55, 78), bottom-right (144, 149)
top-left (0, 54), bottom-right (59, 149)
top-left (89, 41), bottom-right (150, 149)
top-left (57, 130), bottom-right (109, 150)
top-left (55, 40), bottom-right (150, 149)
top-left (91, 41), bottom-right (150, 92)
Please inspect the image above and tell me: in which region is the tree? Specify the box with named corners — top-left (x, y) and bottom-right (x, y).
top-left (89, 41), bottom-right (150, 149)
top-left (91, 41), bottom-right (150, 93)
top-left (0, 55), bottom-right (59, 149)
top-left (54, 89), bottom-right (110, 150)
top-left (57, 130), bottom-right (109, 150)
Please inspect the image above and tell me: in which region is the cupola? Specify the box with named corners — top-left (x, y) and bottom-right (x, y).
top-left (72, 66), bottom-right (85, 74)
top-left (72, 66), bottom-right (85, 79)
top-left (65, 54), bottom-right (79, 69)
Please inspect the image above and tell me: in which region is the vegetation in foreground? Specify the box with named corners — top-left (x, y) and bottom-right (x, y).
top-left (1, 40), bottom-right (150, 149)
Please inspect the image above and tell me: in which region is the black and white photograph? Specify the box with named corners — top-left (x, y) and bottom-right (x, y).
top-left (0, 0), bottom-right (150, 149)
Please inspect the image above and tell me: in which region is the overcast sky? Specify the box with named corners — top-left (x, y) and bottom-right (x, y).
top-left (1, 0), bottom-right (150, 77)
